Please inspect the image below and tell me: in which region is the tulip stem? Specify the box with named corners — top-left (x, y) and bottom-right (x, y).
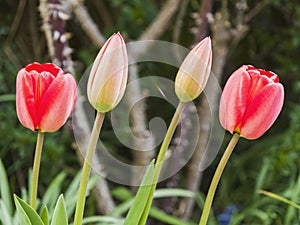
top-left (74, 112), bottom-right (105, 225)
top-left (139, 101), bottom-right (185, 225)
top-left (198, 133), bottom-right (240, 225)
top-left (30, 131), bottom-right (45, 209)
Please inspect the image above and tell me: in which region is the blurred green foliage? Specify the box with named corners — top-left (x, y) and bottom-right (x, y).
top-left (0, 0), bottom-right (300, 224)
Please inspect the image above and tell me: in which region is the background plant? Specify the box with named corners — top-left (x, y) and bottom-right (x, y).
top-left (1, 0), bottom-right (300, 224)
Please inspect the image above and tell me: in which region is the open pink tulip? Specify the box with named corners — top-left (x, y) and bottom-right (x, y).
top-left (16, 62), bottom-right (77, 132)
top-left (175, 37), bottom-right (212, 102)
top-left (87, 32), bottom-right (128, 112)
top-left (219, 65), bottom-right (284, 139)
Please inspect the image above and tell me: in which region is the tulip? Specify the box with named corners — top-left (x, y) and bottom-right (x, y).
top-left (16, 62), bottom-right (77, 209)
top-left (131, 37), bottom-right (213, 225)
top-left (175, 37), bottom-right (212, 102)
top-left (199, 65), bottom-right (284, 225)
top-left (87, 32), bottom-right (128, 112)
top-left (16, 62), bottom-right (77, 132)
top-left (74, 32), bottom-right (128, 225)
top-left (219, 65), bottom-right (284, 139)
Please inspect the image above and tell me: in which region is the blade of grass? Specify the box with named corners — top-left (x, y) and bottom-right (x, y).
top-left (258, 189), bottom-right (300, 210)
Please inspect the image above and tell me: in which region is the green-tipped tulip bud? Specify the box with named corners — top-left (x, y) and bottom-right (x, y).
top-left (87, 32), bottom-right (128, 112)
top-left (175, 37), bottom-right (212, 102)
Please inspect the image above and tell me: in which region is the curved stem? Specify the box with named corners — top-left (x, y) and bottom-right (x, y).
top-left (154, 101), bottom-right (185, 181)
top-left (30, 131), bottom-right (45, 209)
top-left (139, 101), bottom-right (185, 225)
top-left (74, 112), bottom-right (105, 225)
top-left (199, 133), bottom-right (240, 225)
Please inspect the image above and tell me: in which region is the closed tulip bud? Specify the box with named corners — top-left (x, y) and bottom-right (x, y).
top-left (16, 62), bottom-right (77, 132)
top-left (175, 37), bottom-right (212, 102)
top-left (219, 65), bottom-right (284, 139)
top-left (87, 32), bottom-right (128, 113)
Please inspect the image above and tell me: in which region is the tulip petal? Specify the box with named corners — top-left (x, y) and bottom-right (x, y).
top-left (219, 67), bottom-right (251, 133)
top-left (87, 33), bottom-right (128, 112)
top-left (247, 70), bottom-right (271, 102)
top-left (31, 71), bottom-right (56, 109)
top-left (26, 62), bottom-right (62, 76)
top-left (16, 69), bottom-right (37, 131)
top-left (87, 37), bottom-right (112, 102)
top-left (94, 67), bottom-right (127, 112)
top-left (92, 38), bottom-right (126, 102)
top-left (240, 83), bottom-right (284, 139)
top-left (38, 74), bottom-right (77, 132)
top-left (175, 37), bottom-right (212, 102)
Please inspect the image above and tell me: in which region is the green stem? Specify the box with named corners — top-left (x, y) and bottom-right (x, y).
top-left (30, 131), bottom-right (45, 209)
top-left (74, 112), bottom-right (105, 225)
top-left (139, 101), bottom-right (185, 225)
top-left (198, 133), bottom-right (240, 225)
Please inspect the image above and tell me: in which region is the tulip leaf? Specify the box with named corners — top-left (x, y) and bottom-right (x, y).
top-left (81, 216), bottom-right (124, 224)
top-left (153, 188), bottom-right (195, 199)
top-left (110, 188), bottom-right (195, 217)
top-left (40, 206), bottom-right (49, 225)
top-left (42, 172), bottom-right (67, 215)
top-left (64, 170), bottom-right (82, 217)
top-left (0, 200), bottom-right (13, 225)
top-left (150, 206), bottom-right (196, 225)
top-left (0, 159), bottom-right (13, 215)
top-left (50, 195), bottom-right (68, 225)
top-left (64, 171), bottom-right (100, 217)
top-left (123, 160), bottom-right (154, 225)
top-left (14, 195), bottom-right (44, 225)
top-left (14, 199), bottom-right (31, 225)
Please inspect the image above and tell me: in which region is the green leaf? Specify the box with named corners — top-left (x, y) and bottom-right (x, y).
top-left (50, 195), bottom-right (68, 225)
top-left (0, 200), bottom-right (13, 225)
top-left (65, 171), bottom-right (81, 198)
top-left (111, 187), bottom-right (133, 201)
top-left (153, 188), bottom-right (194, 199)
top-left (254, 158), bottom-right (271, 198)
top-left (40, 206), bottom-right (49, 225)
top-left (0, 159), bottom-right (13, 215)
top-left (109, 199), bottom-right (133, 217)
top-left (123, 160), bottom-right (154, 225)
top-left (0, 94), bottom-right (15, 102)
top-left (110, 188), bottom-right (195, 217)
top-left (258, 189), bottom-right (300, 210)
top-left (27, 170), bottom-right (32, 203)
top-left (14, 198), bottom-right (31, 225)
top-left (77, 216), bottom-right (123, 224)
top-left (150, 207), bottom-right (196, 225)
top-left (14, 195), bottom-right (44, 225)
top-left (64, 171), bottom-right (82, 217)
top-left (42, 172), bottom-right (67, 215)
top-left (64, 171), bottom-right (100, 217)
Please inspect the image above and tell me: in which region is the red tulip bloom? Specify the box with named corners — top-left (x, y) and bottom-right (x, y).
top-left (219, 65), bottom-right (284, 139)
top-left (16, 62), bottom-right (77, 132)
